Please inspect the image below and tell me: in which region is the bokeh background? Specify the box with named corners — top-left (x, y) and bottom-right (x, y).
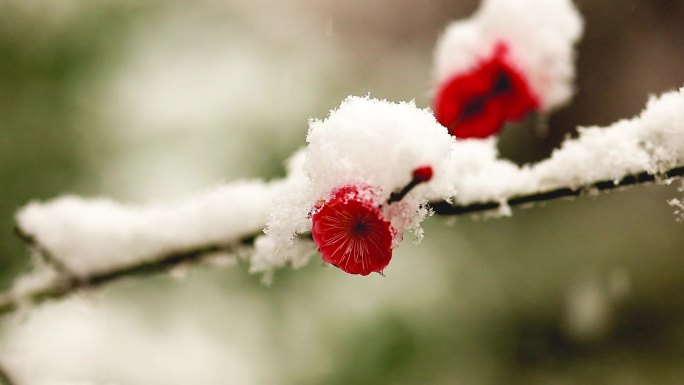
top-left (1, 0), bottom-right (683, 384)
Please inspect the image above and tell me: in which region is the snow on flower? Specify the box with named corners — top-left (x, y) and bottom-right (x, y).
top-left (433, 0), bottom-right (583, 138)
top-left (262, 96), bottom-right (455, 275)
top-left (308, 169), bottom-right (435, 276)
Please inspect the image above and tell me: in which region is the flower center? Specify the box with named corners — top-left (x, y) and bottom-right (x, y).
top-left (352, 221), bottom-right (368, 236)
top-left (460, 95), bottom-right (487, 121)
top-left (459, 70), bottom-right (512, 122)
top-left (492, 70), bottom-right (512, 94)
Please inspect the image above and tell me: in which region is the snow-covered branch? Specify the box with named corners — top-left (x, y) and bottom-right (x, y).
top-left (3, 86), bottom-right (683, 315)
top-left (433, 165), bottom-right (684, 215)
top-left (0, 229), bottom-right (253, 316)
top-left (2, 165), bottom-right (681, 315)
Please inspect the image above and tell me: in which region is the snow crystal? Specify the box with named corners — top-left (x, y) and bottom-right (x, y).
top-left (264, 96), bottom-right (456, 254)
top-left (669, 198), bottom-right (684, 223)
top-left (434, 0), bottom-right (583, 110)
top-left (669, 180), bottom-right (684, 223)
top-left (249, 236), bottom-right (316, 285)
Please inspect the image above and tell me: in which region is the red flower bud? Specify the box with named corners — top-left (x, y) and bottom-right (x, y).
top-left (434, 43), bottom-right (539, 139)
top-left (412, 166), bottom-right (433, 183)
top-left (311, 185), bottom-right (393, 276)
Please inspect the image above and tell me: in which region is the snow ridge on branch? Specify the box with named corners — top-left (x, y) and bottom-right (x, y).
top-left (2, 165), bottom-right (683, 315)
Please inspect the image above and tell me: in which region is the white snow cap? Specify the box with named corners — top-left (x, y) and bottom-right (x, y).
top-left (15, 180), bottom-right (283, 277)
top-left (265, 96), bottom-right (456, 250)
top-left (434, 0), bottom-right (584, 110)
top-left (533, 87), bottom-right (684, 191)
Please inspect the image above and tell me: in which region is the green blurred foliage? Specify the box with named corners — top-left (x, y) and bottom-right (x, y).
top-left (0, 3), bottom-right (165, 289)
top-left (0, 1), bottom-right (683, 384)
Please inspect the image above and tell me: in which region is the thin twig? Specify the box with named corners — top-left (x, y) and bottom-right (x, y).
top-left (1, 165), bottom-right (682, 317)
top-left (13, 226), bottom-right (77, 280)
top-left (0, 237), bottom-right (255, 315)
top-left (432, 165), bottom-right (684, 215)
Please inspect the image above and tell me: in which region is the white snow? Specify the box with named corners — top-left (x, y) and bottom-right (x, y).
top-left (249, 236), bottom-right (317, 284)
top-left (670, 198), bottom-right (684, 223)
top-left (14, 149), bottom-right (310, 279)
top-left (434, 0), bottom-right (584, 110)
top-left (669, 180), bottom-right (684, 222)
top-left (0, 261), bottom-right (62, 313)
top-left (16, 181), bottom-right (279, 277)
top-left (447, 138), bottom-right (535, 205)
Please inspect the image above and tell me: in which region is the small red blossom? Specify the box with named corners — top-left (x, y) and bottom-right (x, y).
top-left (311, 185), bottom-right (393, 276)
top-left (434, 43), bottom-right (539, 139)
top-left (412, 166), bottom-right (433, 183)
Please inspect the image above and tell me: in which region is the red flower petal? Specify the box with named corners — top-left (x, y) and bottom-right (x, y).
top-left (448, 96), bottom-right (506, 139)
top-left (434, 43), bottom-right (539, 139)
top-left (311, 185), bottom-right (393, 276)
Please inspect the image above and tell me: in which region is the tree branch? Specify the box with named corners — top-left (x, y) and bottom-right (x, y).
top-left (0, 237), bottom-right (255, 315)
top-left (1, 165), bottom-right (682, 317)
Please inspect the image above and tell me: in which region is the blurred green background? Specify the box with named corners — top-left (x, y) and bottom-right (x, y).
top-left (0, 0), bottom-right (683, 384)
